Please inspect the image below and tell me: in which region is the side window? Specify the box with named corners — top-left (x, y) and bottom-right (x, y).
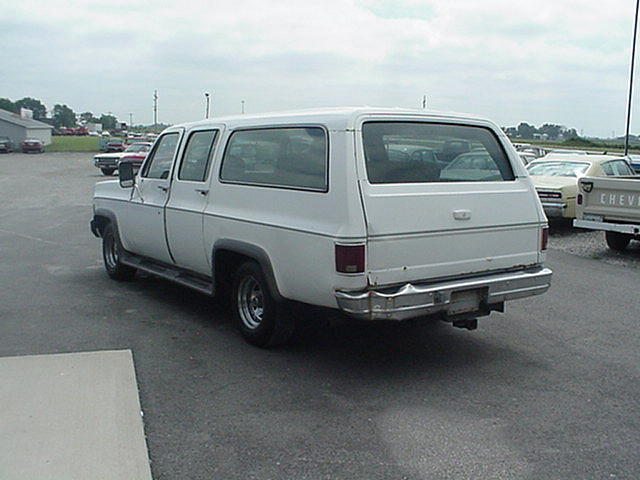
top-left (142, 133), bottom-right (180, 179)
top-left (219, 127), bottom-right (327, 191)
top-left (602, 162), bottom-right (615, 176)
top-left (178, 130), bottom-right (218, 182)
top-left (611, 160), bottom-right (633, 176)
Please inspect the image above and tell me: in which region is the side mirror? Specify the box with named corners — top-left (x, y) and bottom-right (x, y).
top-left (119, 161), bottom-right (135, 188)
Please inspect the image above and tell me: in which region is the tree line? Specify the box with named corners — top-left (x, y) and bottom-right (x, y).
top-left (0, 96), bottom-right (117, 130)
top-left (502, 122), bottom-right (579, 141)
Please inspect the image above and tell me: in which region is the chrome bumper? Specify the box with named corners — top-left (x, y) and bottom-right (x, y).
top-left (540, 202), bottom-right (567, 217)
top-left (574, 219), bottom-right (640, 235)
top-left (335, 266), bottom-right (552, 321)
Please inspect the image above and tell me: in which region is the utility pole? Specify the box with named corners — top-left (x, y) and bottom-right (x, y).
top-left (625, 0), bottom-right (640, 155)
top-left (129, 113), bottom-right (133, 128)
top-left (422, 95), bottom-right (427, 109)
top-left (153, 90), bottom-right (158, 127)
top-left (205, 92), bottom-right (210, 119)
top-left (241, 100), bottom-right (245, 114)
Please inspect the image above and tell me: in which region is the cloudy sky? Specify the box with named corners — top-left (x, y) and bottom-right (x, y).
top-left (1, 0), bottom-right (638, 137)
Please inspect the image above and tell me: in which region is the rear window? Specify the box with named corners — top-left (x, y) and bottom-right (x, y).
top-left (220, 127), bottom-right (327, 191)
top-left (362, 122), bottom-right (515, 183)
top-left (527, 161), bottom-right (590, 178)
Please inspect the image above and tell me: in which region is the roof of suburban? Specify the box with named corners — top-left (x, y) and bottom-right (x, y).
top-left (0, 108), bottom-right (53, 129)
top-left (170, 106), bottom-right (493, 131)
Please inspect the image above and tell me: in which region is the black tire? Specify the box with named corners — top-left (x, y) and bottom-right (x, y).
top-left (102, 223), bottom-right (136, 281)
top-left (101, 168), bottom-right (115, 175)
top-left (231, 261), bottom-right (294, 348)
top-left (605, 231), bottom-right (632, 251)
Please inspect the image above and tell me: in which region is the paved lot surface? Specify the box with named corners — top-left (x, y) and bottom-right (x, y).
top-left (0, 350), bottom-right (152, 480)
top-left (1, 152), bottom-right (639, 479)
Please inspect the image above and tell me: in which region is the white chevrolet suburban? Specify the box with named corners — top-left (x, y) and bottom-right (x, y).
top-left (91, 107), bottom-right (552, 347)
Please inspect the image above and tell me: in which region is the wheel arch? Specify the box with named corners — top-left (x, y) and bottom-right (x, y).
top-left (212, 239), bottom-right (284, 302)
top-left (90, 208), bottom-right (119, 238)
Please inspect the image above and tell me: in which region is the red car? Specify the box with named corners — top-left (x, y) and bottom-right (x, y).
top-left (21, 138), bottom-right (44, 153)
top-left (118, 142), bottom-right (152, 171)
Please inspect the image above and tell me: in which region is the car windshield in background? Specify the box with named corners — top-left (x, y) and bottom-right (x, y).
top-left (125, 144), bottom-right (149, 153)
top-left (362, 122), bottom-right (515, 183)
top-left (527, 161), bottom-right (590, 177)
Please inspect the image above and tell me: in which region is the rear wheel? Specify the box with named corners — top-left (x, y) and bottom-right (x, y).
top-left (101, 168), bottom-right (115, 175)
top-left (605, 231), bottom-right (632, 251)
top-left (232, 262), bottom-right (294, 348)
top-left (102, 223), bottom-right (136, 280)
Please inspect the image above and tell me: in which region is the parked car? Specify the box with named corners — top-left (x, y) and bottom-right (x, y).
top-left (527, 155), bottom-right (635, 219)
top-left (99, 137), bottom-right (124, 152)
top-left (91, 107), bottom-right (552, 347)
top-left (624, 154), bottom-right (640, 174)
top-left (0, 136), bottom-right (14, 153)
top-left (94, 142), bottom-right (152, 175)
top-left (117, 142), bottom-right (152, 172)
top-left (21, 138), bottom-right (44, 153)
top-left (574, 174), bottom-right (640, 251)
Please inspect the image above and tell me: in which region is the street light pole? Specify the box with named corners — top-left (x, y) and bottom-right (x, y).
top-left (204, 92), bottom-right (210, 119)
top-left (624, 0), bottom-right (640, 155)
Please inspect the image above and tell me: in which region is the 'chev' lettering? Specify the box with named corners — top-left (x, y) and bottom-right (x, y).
top-left (599, 192), bottom-right (640, 207)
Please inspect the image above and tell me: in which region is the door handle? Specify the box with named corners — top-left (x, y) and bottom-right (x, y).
top-left (157, 185), bottom-right (169, 192)
top-left (195, 188), bottom-right (209, 196)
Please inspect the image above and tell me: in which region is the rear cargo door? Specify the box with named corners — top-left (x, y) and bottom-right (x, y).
top-left (356, 119), bottom-right (543, 287)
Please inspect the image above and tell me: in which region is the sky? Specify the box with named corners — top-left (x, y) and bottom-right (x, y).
top-left (0, 0), bottom-right (638, 137)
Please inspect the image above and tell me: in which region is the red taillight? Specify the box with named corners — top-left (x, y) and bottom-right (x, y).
top-left (335, 244), bottom-right (365, 273)
top-left (577, 194), bottom-right (583, 205)
top-left (541, 227), bottom-right (549, 251)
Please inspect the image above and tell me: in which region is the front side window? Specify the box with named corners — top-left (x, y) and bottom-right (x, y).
top-left (362, 122), bottom-right (515, 183)
top-left (220, 127), bottom-right (327, 191)
top-left (142, 133), bottom-right (179, 179)
top-left (178, 130), bottom-right (218, 182)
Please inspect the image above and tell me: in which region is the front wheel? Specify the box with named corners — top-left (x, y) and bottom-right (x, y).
top-left (231, 262), bottom-right (294, 348)
top-left (101, 168), bottom-right (115, 175)
top-left (102, 223), bottom-right (136, 280)
top-left (605, 231), bottom-right (632, 251)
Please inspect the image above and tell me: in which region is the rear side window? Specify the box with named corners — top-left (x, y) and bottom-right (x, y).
top-left (220, 127), bottom-right (327, 191)
top-left (178, 130), bottom-right (218, 182)
top-left (362, 122), bottom-right (515, 183)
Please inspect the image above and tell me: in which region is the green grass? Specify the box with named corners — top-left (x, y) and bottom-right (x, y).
top-left (47, 136), bottom-right (101, 152)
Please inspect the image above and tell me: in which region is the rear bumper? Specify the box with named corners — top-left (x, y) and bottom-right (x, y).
top-left (540, 201), bottom-right (567, 218)
top-left (335, 266), bottom-right (552, 321)
top-left (574, 219), bottom-right (640, 235)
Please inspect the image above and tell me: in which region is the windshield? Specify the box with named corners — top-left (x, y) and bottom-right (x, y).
top-left (527, 161), bottom-right (590, 177)
top-left (362, 122), bottom-right (514, 183)
top-left (125, 144), bottom-right (150, 153)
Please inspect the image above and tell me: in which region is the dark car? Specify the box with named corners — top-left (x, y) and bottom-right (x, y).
top-left (0, 136), bottom-right (14, 153)
top-left (105, 139), bottom-right (125, 152)
top-left (21, 138), bottom-right (44, 153)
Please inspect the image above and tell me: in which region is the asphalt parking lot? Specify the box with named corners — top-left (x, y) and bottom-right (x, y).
top-left (1, 152), bottom-right (640, 480)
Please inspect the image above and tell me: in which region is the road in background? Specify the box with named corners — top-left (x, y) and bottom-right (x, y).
top-left (1, 153), bottom-right (639, 479)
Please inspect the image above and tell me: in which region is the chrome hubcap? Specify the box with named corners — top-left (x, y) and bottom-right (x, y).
top-left (237, 276), bottom-right (264, 329)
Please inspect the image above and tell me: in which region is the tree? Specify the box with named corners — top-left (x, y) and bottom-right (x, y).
top-left (52, 104), bottom-right (77, 128)
top-left (538, 123), bottom-right (563, 140)
top-left (99, 114), bottom-right (117, 131)
top-left (0, 98), bottom-right (16, 113)
top-left (80, 111), bottom-right (99, 124)
top-left (14, 97), bottom-right (47, 120)
top-left (517, 122), bottom-right (537, 139)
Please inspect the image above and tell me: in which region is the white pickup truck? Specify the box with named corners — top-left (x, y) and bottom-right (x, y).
top-left (574, 175), bottom-right (640, 250)
top-left (90, 107), bottom-right (552, 347)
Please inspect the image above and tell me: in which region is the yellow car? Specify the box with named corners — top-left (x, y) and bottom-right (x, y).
top-left (526, 155), bottom-right (635, 219)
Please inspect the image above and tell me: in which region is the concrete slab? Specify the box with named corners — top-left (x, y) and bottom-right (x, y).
top-left (0, 350), bottom-right (152, 480)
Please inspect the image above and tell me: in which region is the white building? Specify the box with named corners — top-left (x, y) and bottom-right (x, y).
top-left (0, 108), bottom-right (53, 145)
